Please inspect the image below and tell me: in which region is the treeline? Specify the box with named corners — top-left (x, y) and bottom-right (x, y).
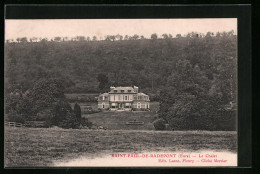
top-left (6, 32), bottom-right (215, 43)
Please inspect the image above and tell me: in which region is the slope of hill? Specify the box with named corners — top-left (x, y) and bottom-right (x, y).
top-left (5, 33), bottom-right (237, 94)
top-left (84, 102), bottom-right (159, 130)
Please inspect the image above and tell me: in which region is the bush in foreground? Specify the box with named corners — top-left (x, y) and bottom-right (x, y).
top-left (59, 112), bottom-right (80, 129)
top-left (153, 118), bottom-right (167, 130)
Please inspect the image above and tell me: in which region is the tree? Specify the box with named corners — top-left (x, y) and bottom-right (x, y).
top-left (105, 35), bottom-right (111, 41)
top-left (176, 34), bottom-right (182, 38)
top-left (5, 77), bottom-right (72, 126)
top-left (40, 38), bottom-right (48, 42)
top-left (59, 112), bottom-right (80, 129)
top-left (27, 78), bottom-right (65, 113)
top-left (51, 99), bottom-right (73, 126)
top-left (54, 37), bottom-right (61, 42)
top-left (16, 38), bottom-right (21, 43)
top-left (5, 89), bottom-right (32, 121)
top-left (7, 110), bottom-right (25, 123)
top-left (158, 59), bottom-right (212, 130)
top-left (74, 103), bottom-right (82, 121)
top-left (115, 34), bottom-right (123, 41)
top-left (97, 74), bottom-right (109, 92)
top-left (36, 109), bottom-right (53, 127)
top-left (92, 36), bottom-right (97, 41)
top-left (205, 32), bottom-right (214, 38)
top-left (21, 77), bottom-right (73, 126)
top-left (63, 37), bottom-right (69, 41)
top-left (151, 33), bottom-right (158, 40)
top-left (20, 37), bottom-right (28, 43)
top-left (5, 89), bottom-right (27, 123)
top-left (162, 34), bottom-right (168, 39)
top-left (110, 35), bottom-right (116, 41)
top-left (132, 34), bottom-right (139, 40)
top-left (77, 36), bottom-right (85, 41)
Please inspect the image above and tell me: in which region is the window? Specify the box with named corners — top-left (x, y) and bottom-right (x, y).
top-left (121, 90), bottom-right (124, 93)
top-left (111, 103), bottom-right (117, 108)
top-left (125, 96), bottom-right (128, 100)
top-left (137, 102), bottom-right (141, 108)
top-left (114, 90), bottom-right (117, 93)
top-left (128, 90), bottom-right (131, 92)
top-left (125, 103), bottom-right (131, 108)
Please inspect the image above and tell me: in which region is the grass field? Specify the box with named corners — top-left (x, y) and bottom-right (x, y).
top-left (85, 110), bottom-right (157, 130)
top-left (5, 127), bottom-right (237, 167)
top-left (71, 101), bottom-right (160, 130)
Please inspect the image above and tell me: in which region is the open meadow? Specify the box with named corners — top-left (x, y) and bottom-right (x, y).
top-left (5, 127), bottom-right (237, 167)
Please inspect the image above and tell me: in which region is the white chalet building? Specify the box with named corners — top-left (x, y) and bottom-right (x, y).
top-left (98, 86), bottom-right (150, 111)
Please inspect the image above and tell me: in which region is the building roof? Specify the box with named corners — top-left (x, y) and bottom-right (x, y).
top-left (137, 93), bottom-right (148, 96)
top-left (112, 86), bottom-right (134, 91)
top-left (99, 86), bottom-right (149, 98)
top-left (108, 86), bottom-right (136, 93)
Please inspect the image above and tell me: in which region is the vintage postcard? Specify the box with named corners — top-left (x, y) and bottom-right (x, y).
top-left (4, 18), bottom-right (237, 167)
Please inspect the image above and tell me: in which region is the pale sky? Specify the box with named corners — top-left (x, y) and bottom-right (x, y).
top-left (5, 19), bottom-right (237, 40)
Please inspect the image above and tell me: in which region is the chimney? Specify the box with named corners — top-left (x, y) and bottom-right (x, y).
top-left (110, 86), bottom-right (115, 92)
top-left (133, 86), bottom-right (139, 93)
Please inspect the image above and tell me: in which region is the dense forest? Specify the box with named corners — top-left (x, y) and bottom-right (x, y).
top-left (5, 31), bottom-right (237, 130)
top-left (5, 31), bottom-right (236, 94)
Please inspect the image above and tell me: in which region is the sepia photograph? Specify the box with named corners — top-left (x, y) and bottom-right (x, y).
top-left (4, 18), bottom-right (238, 167)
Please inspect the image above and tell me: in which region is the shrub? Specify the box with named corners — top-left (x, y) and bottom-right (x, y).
top-left (80, 117), bottom-right (92, 129)
top-left (153, 118), bottom-right (167, 130)
top-left (74, 103), bottom-right (81, 121)
top-left (7, 110), bottom-right (25, 124)
top-left (59, 112), bottom-right (80, 129)
top-left (51, 100), bottom-right (73, 126)
top-left (85, 107), bottom-right (101, 114)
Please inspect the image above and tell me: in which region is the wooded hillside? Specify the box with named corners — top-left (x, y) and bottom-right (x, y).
top-left (5, 31), bottom-right (237, 130)
top-left (5, 31), bottom-right (236, 96)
